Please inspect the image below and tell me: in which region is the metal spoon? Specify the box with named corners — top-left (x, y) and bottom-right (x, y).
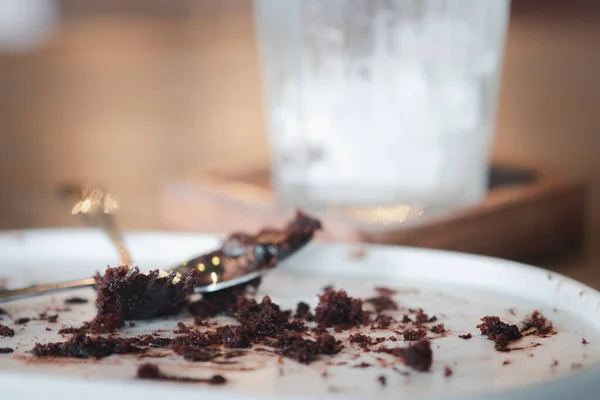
top-left (0, 184), bottom-right (321, 304)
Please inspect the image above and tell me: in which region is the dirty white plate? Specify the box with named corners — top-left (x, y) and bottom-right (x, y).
top-left (0, 229), bottom-right (599, 400)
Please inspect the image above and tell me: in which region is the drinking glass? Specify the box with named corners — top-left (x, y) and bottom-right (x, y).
top-left (254, 0), bottom-right (511, 214)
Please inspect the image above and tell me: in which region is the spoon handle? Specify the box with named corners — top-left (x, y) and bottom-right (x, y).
top-left (0, 278), bottom-right (95, 304)
top-left (56, 183), bottom-right (134, 268)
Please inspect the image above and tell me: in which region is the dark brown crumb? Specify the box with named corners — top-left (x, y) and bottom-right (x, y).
top-left (582, 338), bottom-right (589, 344)
top-left (276, 333), bottom-right (343, 364)
top-left (294, 301), bottom-right (314, 321)
top-left (352, 362), bottom-right (372, 368)
top-left (458, 333), bottom-right (472, 340)
top-left (507, 308), bottom-right (517, 316)
top-left (65, 297), bottom-right (89, 304)
top-left (315, 288), bottom-right (369, 330)
top-left (187, 278), bottom-right (261, 320)
top-left (414, 309), bottom-right (437, 324)
top-left (137, 363), bottom-right (227, 384)
top-left (14, 317), bottom-right (30, 325)
top-left (171, 345), bottom-right (222, 362)
top-left (371, 315), bottom-right (394, 330)
top-left (173, 322), bottom-right (190, 334)
top-left (172, 295), bottom-right (338, 365)
top-left (401, 314), bottom-right (412, 323)
top-left (31, 333), bottom-right (144, 359)
top-left (129, 322), bottom-right (136, 328)
top-left (45, 327), bottom-right (52, 331)
top-left (444, 365), bottom-right (453, 377)
top-left (0, 347), bottom-right (14, 354)
top-left (374, 287), bottom-right (397, 297)
top-left (365, 296), bottom-right (398, 313)
top-left (503, 360), bottom-right (511, 366)
top-left (90, 266), bottom-right (200, 333)
top-left (348, 333), bottom-right (385, 349)
top-left (37, 313), bottom-right (59, 323)
top-left (403, 327), bottom-right (428, 341)
top-left (551, 359), bottom-right (559, 367)
top-left (58, 325), bottom-right (90, 335)
top-left (377, 375), bottom-right (387, 386)
top-left (430, 323), bottom-right (446, 334)
top-left (521, 311), bottom-right (556, 337)
top-left (0, 323), bottom-right (15, 337)
top-left (378, 340), bottom-right (433, 372)
top-left (477, 316), bottom-right (522, 350)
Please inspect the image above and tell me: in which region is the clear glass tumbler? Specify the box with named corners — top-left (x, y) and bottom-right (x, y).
top-left (254, 0), bottom-right (511, 212)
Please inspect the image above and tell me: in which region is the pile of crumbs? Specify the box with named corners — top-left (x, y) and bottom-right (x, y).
top-left (0, 283), bottom-right (563, 386)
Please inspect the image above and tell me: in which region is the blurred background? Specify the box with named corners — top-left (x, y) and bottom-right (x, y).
top-left (0, 0), bottom-right (598, 259)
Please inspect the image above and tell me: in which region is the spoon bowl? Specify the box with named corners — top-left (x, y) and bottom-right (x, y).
top-left (0, 183), bottom-right (322, 314)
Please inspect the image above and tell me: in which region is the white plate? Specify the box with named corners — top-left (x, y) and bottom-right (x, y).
top-left (0, 229), bottom-right (599, 400)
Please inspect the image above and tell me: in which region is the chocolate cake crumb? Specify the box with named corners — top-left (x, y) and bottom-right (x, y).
top-left (582, 338), bottom-right (589, 345)
top-left (31, 333), bottom-right (144, 358)
top-left (477, 316), bottom-right (522, 350)
top-left (365, 296), bottom-right (398, 313)
top-left (0, 347), bottom-right (14, 354)
top-left (45, 327), bottom-right (52, 331)
top-left (403, 327), bottom-right (428, 341)
top-left (277, 333), bottom-right (343, 364)
top-left (551, 359), bottom-right (559, 367)
top-left (414, 308), bottom-right (437, 324)
top-left (14, 317), bottom-right (30, 325)
top-left (315, 288), bottom-right (369, 330)
top-left (137, 363), bottom-right (227, 384)
top-left (136, 335), bottom-right (172, 348)
top-left (90, 266), bottom-right (200, 333)
top-left (377, 375), bottom-right (387, 386)
top-left (187, 278), bottom-right (261, 320)
top-left (371, 315), bottom-right (394, 330)
top-left (348, 333), bottom-right (385, 349)
top-left (378, 340), bottom-right (433, 372)
top-left (401, 314), bottom-right (412, 323)
top-left (352, 362), bottom-right (372, 368)
top-left (503, 360), bottom-right (511, 366)
top-left (458, 333), bottom-right (472, 340)
top-left (171, 345), bottom-right (221, 362)
top-left (521, 311), bottom-right (556, 337)
top-left (0, 324), bottom-right (15, 337)
top-left (65, 297), bottom-right (89, 304)
top-left (58, 325), bottom-right (90, 335)
top-left (430, 323), bottom-right (446, 334)
top-left (444, 365), bottom-right (453, 377)
top-left (374, 287), bottom-right (397, 297)
top-left (398, 340), bottom-right (433, 372)
top-left (37, 313), bottom-right (59, 323)
top-left (174, 322), bottom-right (190, 334)
top-left (294, 301), bottom-right (314, 321)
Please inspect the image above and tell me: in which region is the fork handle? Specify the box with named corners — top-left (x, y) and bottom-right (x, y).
top-left (0, 278), bottom-right (96, 304)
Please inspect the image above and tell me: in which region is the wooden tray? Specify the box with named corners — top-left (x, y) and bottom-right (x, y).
top-left (160, 166), bottom-right (587, 263)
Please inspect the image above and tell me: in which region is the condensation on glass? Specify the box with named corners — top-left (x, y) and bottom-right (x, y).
top-left (254, 0), bottom-right (511, 211)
